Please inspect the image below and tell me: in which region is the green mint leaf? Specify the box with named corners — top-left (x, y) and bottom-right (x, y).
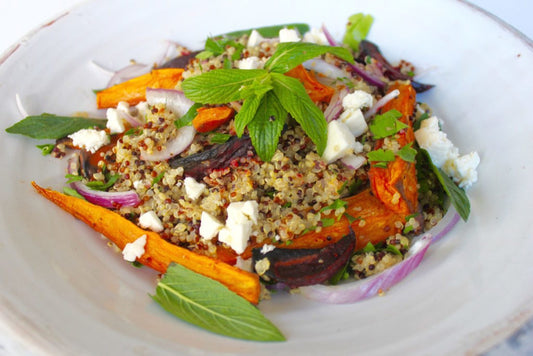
top-left (36, 143), bottom-right (55, 155)
top-left (195, 50), bottom-right (214, 60)
top-left (362, 242), bottom-right (376, 253)
top-left (264, 42), bottom-right (355, 74)
top-left (124, 127), bottom-right (143, 136)
top-left (369, 109), bottom-right (406, 139)
top-left (271, 73), bottom-right (327, 154)
top-left (343, 213), bottom-right (360, 224)
top-left (152, 171), bottom-right (166, 186)
top-left (247, 91), bottom-right (286, 162)
top-left (6, 114), bottom-right (106, 139)
top-left (234, 94), bottom-right (263, 137)
top-left (182, 69), bottom-right (266, 104)
top-left (218, 23), bottom-right (310, 39)
top-left (175, 103), bottom-right (203, 129)
top-left (65, 174), bottom-right (83, 184)
top-left (321, 218), bottom-right (335, 228)
top-left (397, 143), bottom-right (417, 163)
top-left (385, 244), bottom-right (403, 256)
top-left (367, 148), bottom-right (395, 162)
top-left (342, 13), bottom-right (374, 51)
top-left (320, 199), bottom-right (348, 212)
top-left (86, 174), bottom-right (120, 191)
top-left (63, 187), bottom-right (85, 200)
top-left (419, 149), bottom-right (470, 221)
top-left (413, 112), bottom-right (430, 131)
top-left (209, 133), bottom-right (232, 144)
top-left (152, 263), bottom-right (285, 342)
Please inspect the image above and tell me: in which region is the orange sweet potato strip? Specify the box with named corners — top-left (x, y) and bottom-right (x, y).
top-left (285, 64), bottom-right (335, 103)
top-left (96, 68), bottom-right (184, 109)
top-left (32, 182), bottom-right (260, 304)
top-left (368, 81), bottom-right (419, 216)
top-left (192, 106), bottom-right (235, 133)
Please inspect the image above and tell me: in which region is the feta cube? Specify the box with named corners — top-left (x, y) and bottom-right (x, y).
top-left (237, 56), bottom-right (262, 70)
top-left (338, 108), bottom-right (368, 137)
top-left (342, 90), bottom-right (374, 110)
top-left (247, 29), bottom-right (265, 48)
top-left (106, 108), bottom-right (126, 134)
top-left (446, 152), bottom-right (480, 189)
top-left (122, 234), bottom-right (147, 262)
top-left (303, 28), bottom-right (328, 45)
top-left (227, 201), bottom-right (259, 225)
top-left (199, 212), bottom-right (224, 240)
top-left (138, 211), bottom-right (164, 232)
top-left (414, 116), bottom-right (458, 167)
top-left (184, 177), bottom-right (206, 200)
top-left (321, 120), bottom-right (357, 163)
top-left (279, 28), bottom-right (300, 43)
top-left (68, 128), bottom-right (110, 153)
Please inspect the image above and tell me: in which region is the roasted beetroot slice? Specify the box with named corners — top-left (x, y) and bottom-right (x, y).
top-left (252, 229), bottom-right (356, 288)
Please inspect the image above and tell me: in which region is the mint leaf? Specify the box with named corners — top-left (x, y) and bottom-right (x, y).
top-left (175, 103), bottom-right (202, 128)
top-left (264, 42), bottom-right (355, 73)
top-left (367, 148), bottom-right (395, 163)
top-left (271, 73), bottom-right (327, 154)
top-left (209, 133), bottom-right (232, 144)
top-left (86, 174), bottom-right (120, 191)
top-left (234, 94), bottom-right (264, 137)
top-left (419, 149), bottom-right (470, 221)
top-left (343, 13), bottom-right (374, 51)
top-left (182, 69), bottom-right (266, 104)
top-left (369, 109), bottom-right (406, 139)
top-left (320, 199), bottom-right (348, 212)
top-left (36, 143), bottom-right (55, 155)
top-left (6, 114), bottom-right (106, 139)
top-left (247, 91), bottom-right (286, 161)
top-left (152, 263), bottom-right (285, 342)
top-left (397, 143), bottom-right (417, 163)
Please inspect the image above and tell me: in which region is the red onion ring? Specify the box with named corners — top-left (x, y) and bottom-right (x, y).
top-left (140, 125), bottom-right (196, 161)
top-left (324, 87), bottom-right (348, 122)
top-left (107, 63), bottom-right (151, 87)
top-left (299, 210), bottom-right (461, 304)
top-left (146, 88), bottom-right (194, 117)
top-left (364, 89), bottom-right (400, 119)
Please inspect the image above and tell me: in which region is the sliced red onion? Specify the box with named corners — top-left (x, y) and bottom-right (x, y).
top-left (140, 125), bottom-right (196, 161)
top-left (90, 60), bottom-right (116, 76)
top-left (299, 210), bottom-right (461, 304)
top-left (324, 87), bottom-right (348, 122)
top-left (107, 63), bottom-right (151, 87)
top-left (303, 58), bottom-right (350, 81)
top-left (146, 88), bottom-right (194, 117)
top-left (347, 62), bottom-right (386, 89)
top-left (321, 24), bottom-right (339, 47)
top-left (71, 180), bottom-right (141, 208)
top-left (340, 154), bottom-right (366, 170)
top-left (364, 89), bottom-right (400, 119)
top-left (67, 155), bottom-right (141, 209)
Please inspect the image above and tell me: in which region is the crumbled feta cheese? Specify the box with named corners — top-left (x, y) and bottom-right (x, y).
top-left (68, 128), bottom-right (110, 153)
top-left (279, 28), bottom-right (300, 43)
top-left (342, 90), bottom-right (374, 110)
top-left (106, 108), bottom-right (126, 134)
top-left (135, 101), bottom-right (149, 119)
top-left (138, 211), bottom-right (164, 232)
top-left (414, 117), bottom-right (458, 167)
top-left (303, 28), bottom-right (328, 45)
top-left (261, 244), bottom-right (276, 254)
top-left (226, 201), bottom-right (259, 225)
top-left (247, 29), bottom-right (264, 48)
top-left (237, 56), bottom-right (262, 70)
top-left (122, 234), bottom-right (147, 262)
top-left (322, 120), bottom-right (357, 163)
top-left (184, 177), bottom-right (206, 200)
top-left (415, 116), bottom-right (480, 189)
top-left (199, 212), bottom-right (224, 240)
top-left (218, 200), bottom-right (259, 254)
top-left (338, 108), bottom-right (368, 137)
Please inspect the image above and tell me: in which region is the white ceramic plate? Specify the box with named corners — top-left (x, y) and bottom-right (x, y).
top-left (1, 0), bottom-right (532, 355)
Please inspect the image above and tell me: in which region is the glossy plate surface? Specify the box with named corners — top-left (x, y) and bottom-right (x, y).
top-left (1, 0), bottom-right (532, 354)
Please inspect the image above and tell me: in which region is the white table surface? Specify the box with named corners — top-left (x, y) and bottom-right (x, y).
top-left (0, 1), bottom-right (532, 355)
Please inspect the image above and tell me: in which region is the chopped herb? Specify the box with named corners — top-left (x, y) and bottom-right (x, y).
top-left (362, 242), bottom-right (376, 253)
top-left (285, 240), bottom-right (293, 246)
top-left (36, 143), bottom-right (55, 155)
top-left (342, 13), bottom-right (374, 52)
top-left (65, 174), bottom-right (83, 184)
top-left (175, 103), bottom-right (203, 129)
top-left (282, 202), bottom-right (292, 208)
top-left (152, 171), bottom-right (166, 186)
top-left (321, 218), bottom-right (335, 228)
top-left (131, 261), bottom-right (143, 268)
top-left (397, 143), bottom-right (417, 163)
top-left (209, 133), bottom-right (232, 144)
top-left (320, 199), bottom-right (348, 213)
top-left (369, 109), bottom-right (406, 139)
top-left (124, 127), bottom-right (143, 136)
top-left (385, 244), bottom-right (403, 256)
top-left (367, 149), bottom-right (395, 163)
top-left (413, 111), bottom-right (430, 131)
top-left (86, 174), bottom-right (120, 191)
top-left (63, 187), bottom-right (85, 200)
top-left (343, 213), bottom-right (360, 224)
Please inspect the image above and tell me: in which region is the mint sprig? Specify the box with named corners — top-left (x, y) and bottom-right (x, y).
top-left (181, 42), bottom-right (355, 161)
top-left (152, 263), bottom-right (285, 341)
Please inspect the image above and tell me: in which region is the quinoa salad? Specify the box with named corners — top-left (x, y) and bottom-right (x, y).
top-left (7, 13), bottom-right (479, 341)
